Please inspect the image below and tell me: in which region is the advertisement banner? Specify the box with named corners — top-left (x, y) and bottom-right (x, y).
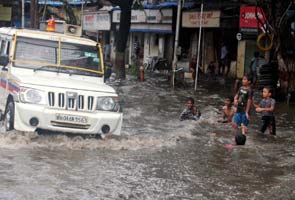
top-left (239, 6), bottom-right (266, 28)
top-left (182, 11), bottom-right (220, 28)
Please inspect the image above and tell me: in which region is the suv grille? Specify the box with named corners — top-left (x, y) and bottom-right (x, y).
top-left (48, 92), bottom-right (95, 111)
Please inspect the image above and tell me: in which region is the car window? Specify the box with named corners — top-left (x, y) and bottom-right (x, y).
top-left (0, 40), bottom-right (6, 55)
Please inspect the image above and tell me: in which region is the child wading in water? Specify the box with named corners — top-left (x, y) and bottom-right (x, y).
top-left (232, 75), bottom-right (253, 145)
top-left (218, 97), bottom-right (236, 123)
top-left (179, 97), bottom-right (201, 121)
top-left (254, 87), bottom-right (276, 135)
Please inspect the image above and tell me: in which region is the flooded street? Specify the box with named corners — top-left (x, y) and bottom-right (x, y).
top-left (0, 75), bottom-right (295, 200)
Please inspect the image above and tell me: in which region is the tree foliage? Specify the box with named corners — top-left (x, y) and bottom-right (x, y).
top-left (258, 0), bottom-right (295, 89)
top-left (259, 1), bottom-right (295, 57)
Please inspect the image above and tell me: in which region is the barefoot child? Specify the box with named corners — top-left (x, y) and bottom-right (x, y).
top-left (179, 97), bottom-right (201, 121)
top-left (254, 87), bottom-right (276, 135)
top-left (218, 97), bottom-right (236, 123)
top-left (231, 75), bottom-right (253, 145)
top-left (235, 123), bottom-right (247, 145)
top-left (225, 123), bottom-right (246, 148)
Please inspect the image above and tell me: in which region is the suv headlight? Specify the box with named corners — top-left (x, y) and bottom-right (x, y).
top-left (96, 97), bottom-right (120, 112)
top-left (19, 87), bottom-right (46, 105)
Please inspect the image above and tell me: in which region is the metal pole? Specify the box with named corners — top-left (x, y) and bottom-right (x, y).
top-left (194, 2), bottom-right (203, 91)
top-left (172, 0), bottom-right (182, 88)
top-left (81, 0), bottom-right (84, 28)
top-left (42, 0), bottom-right (48, 22)
top-left (22, 0), bottom-right (25, 28)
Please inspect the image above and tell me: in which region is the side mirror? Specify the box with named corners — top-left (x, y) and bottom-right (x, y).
top-left (0, 55), bottom-right (9, 68)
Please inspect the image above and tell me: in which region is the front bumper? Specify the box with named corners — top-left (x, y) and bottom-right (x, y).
top-left (14, 102), bottom-right (123, 135)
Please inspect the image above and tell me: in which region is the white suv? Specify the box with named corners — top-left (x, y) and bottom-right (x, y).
top-left (0, 28), bottom-right (122, 136)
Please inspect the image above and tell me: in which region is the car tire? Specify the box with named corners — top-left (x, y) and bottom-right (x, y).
top-left (4, 101), bottom-right (15, 132)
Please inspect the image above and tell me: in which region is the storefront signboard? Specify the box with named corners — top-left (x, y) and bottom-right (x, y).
top-left (112, 9), bottom-right (173, 24)
top-left (83, 12), bottom-right (111, 31)
top-left (239, 6), bottom-right (266, 29)
top-left (0, 5), bottom-right (12, 21)
top-left (182, 11), bottom-right (220, 28)
top-left (130, 10), bottom-right (146, 23)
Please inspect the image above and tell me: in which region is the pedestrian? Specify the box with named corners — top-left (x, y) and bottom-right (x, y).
top-left (206, 61), bottom-right (216, 80)
top-left (133, 36), bottom-right (140, 58)
top-left (249, 51), bottom-right (266, 86)
top-left (179, 97), bottom-right (201, 121)
top-left (232, 74), bottom-right (253, 135)
top-left (103, 43), bottom-right (111, 61)
top-left (218, 97), bottom-right (236, 123)
top-left (218, 42), bottom-right (229, 77)
top-left (254, 87), bottom-right (276, 135)
top-left (189, 55), bottom-right (197, 81)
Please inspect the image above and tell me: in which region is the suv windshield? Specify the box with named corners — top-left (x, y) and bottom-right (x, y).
top-left (13, 36), bottom-right (102, 77)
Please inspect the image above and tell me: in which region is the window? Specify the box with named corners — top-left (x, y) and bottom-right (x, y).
top-left (6, 41), bottom-right (10, 55)
top-left (0, 40), bottom-right (6, 55)
top-left (14, 37), bottom-right (58, 65)
top-left (60, 43), bottom-right (101, 72)
top-left (13, 36), bottom-right (102, 77)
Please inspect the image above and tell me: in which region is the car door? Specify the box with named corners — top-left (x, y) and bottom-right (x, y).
top-left (0, 38), bottom-right (9, 112)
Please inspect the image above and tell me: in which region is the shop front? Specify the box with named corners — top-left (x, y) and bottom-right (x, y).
top-left (237, 5), bottom-right (267, 78)
top-left (112, 7), bottom-right (174, 66)
top-left (181, 10), bottom-right (221, 74)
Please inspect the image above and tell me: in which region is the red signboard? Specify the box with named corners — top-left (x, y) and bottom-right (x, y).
top-left (240, 6), bottom-right (266, 28)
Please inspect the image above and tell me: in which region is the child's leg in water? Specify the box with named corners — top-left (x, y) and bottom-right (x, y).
top-left (268, 117), bottom-right (276, 135)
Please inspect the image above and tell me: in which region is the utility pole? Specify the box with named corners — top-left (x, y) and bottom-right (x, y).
top-left (81, 0), bottom-right (84, 28)
top-left (22, 0), bottom-right (25, 28)
top-left (30, 0), bottom-right (38, 29)
top-left (172, 0), bottom-right (182, 88)
top-left (194, 2), bottom-right (203, 91)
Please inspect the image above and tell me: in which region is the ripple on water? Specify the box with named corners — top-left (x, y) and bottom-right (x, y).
top-left (0, 127), bottom-right (196, 151)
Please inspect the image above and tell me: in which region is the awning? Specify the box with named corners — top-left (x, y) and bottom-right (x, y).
top-left (112, 2), bottom-right (195, 11)
top-left (24, 1), bottom-right (195, 8)
top-left (144, 2), bottom-right (195, 9)
top-left (25, 0), bottom-right (93, 6)
top-left (115, 23), bottom-right (174, 34)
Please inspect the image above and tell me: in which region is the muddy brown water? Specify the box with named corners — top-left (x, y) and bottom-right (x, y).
top-left (0, 76), bottom-right (294, 200)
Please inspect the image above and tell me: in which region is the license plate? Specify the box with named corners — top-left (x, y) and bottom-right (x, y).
top-left (56, 114), bottom-right (87, 124)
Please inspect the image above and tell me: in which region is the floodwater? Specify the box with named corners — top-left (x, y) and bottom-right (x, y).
top-left (0, 75), bottom-right (295, 200)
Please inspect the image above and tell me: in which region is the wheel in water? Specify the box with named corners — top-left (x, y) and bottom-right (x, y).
top-left (4, 101), bottom-right (15, 132)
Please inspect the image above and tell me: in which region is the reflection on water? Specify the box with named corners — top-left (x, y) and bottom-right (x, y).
top-left (0, 75), bottom-right (295, 200)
